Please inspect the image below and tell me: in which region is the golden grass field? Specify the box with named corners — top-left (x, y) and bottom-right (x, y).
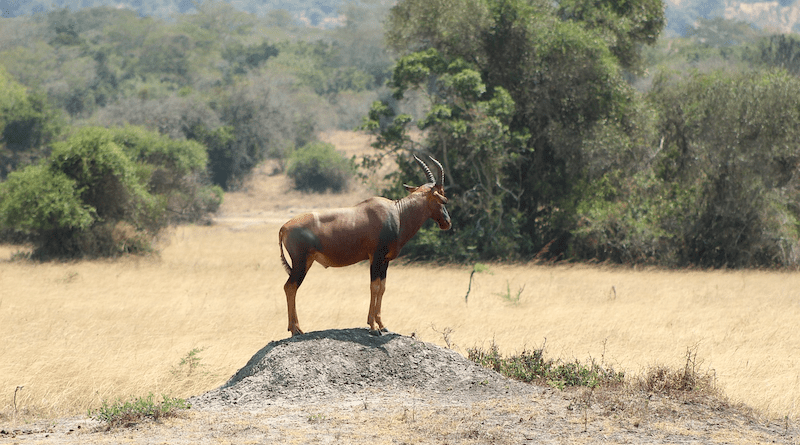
top-left (1, 131), bottom-right (799, 425)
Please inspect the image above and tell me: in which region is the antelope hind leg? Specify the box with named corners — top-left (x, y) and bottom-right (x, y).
top-left (284, 280), bottom-right (303, 336)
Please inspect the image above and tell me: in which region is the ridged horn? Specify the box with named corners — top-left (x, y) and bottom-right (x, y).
top-left (413, 155), bottom-right (436, 184)
top-left (427, 156), bottom-right (445, 187)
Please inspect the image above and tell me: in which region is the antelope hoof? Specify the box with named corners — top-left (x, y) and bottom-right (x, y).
top-left (369, 327), bottom-right (391, 336)
top-left (290, 327), bottom-right (304, 337)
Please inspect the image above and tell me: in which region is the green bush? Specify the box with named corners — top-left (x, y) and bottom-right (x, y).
top-left (0, 164), bottom-right (94, 232)
top-left (467, 341), bottom-right (624, 390)
top-left (0, 126), bottom-right (221, 259)
top-left (107, 125), bottom-right (221, 223)
top-left (286, 141), bottom-right (355, 193)
top-left (570, 69), bottom-right (800, 268)
top-left (90, 393), bottom-right (190, 428)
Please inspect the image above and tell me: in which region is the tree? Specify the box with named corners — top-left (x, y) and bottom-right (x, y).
top-left (206, 73), bottom-right (300, 189)
top-left (750, 34), bottom-right (800, 75)
top-left (573, 69), bottom-right (800, 268)
top-left (651, 70), bottom-right (800, 267)
top-left (0, 67), bottom-right (63, 178)
top-left (365, 0), bottom-right (662, 261)
top-left (556, 0), bottom-right (666, 72)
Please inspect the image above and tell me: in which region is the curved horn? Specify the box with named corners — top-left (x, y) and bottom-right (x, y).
top-left (413, 154), bottom-right (436, 184)
top-left (428, 156), bottom-right (445, 186)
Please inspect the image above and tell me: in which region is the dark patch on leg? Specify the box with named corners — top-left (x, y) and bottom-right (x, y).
top-left (370, 256), bottom-right (389, 281)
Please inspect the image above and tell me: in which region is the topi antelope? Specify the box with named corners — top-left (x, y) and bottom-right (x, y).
top-left (279, 155), bottom-right (451, 336)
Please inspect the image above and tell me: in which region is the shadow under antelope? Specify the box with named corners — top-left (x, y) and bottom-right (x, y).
top-left (279, 155), bottom-right (451, 336)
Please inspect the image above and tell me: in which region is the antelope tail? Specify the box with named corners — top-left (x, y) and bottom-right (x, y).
top-left (279, 229), bottom-right (292, 275)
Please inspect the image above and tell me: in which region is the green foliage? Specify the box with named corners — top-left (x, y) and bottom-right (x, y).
top-left (90, 393), bottom-right (190, 428)
top-left (686, 18), bottom-right (762, 49)
top-left (0, 126), bottom-right (219, 258)
top-left (110, 125), bottom-right (207, 178)
top-left (222, 40), bottom-right (279, 77)
top-left (370, 0), bottom-right (642, 262)
top-left (0, 164), bottom-right (94, 232)
top-left (171, 347), bottom-right (207, 378)
top-left (189, 124), bottom-right (238, 188)
top-left (467, 342), bottom-right (625, 389)
top-left (494, 280), bottom-right (525, 305)
top-left (386, 0), bottom-right (492, 57)
top-left (0, 3), bottom-right (394, 190)
top-left (0, 67), bottom-right (64, 176)
top-left (49, 127), bottom-right (155, 226)
top-left (211, 75), bottom-right (298, 189)
top-left (370, 1), bottom-right (800, 268)
top-left (286, 141), bottom-right (355, 193)
top-left (108, 126), bottom-right (221, 223)
top-left (649, 69), bottom-right (800, 267)
top-left (573, 69), bottom-right (800, 268)
top-left (556, 0), bottom-right (666, 71)
top-left (748, 34), bottom-right (800, 75)
top-left (572, 171), bottom-right (700, 265)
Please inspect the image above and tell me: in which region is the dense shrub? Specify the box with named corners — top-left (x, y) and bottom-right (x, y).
top-left (90, 393), bottom-right (190, 429)
top-left (0, 126), bottom-right (221, 259)
top-left (286, 141), bottom-right (355, 193)
top-left (0, 164), bottom-right (94, 233)
top-left (108, 125), bottom-right (223, 223)
top-left (572, 69), bottom-right (800, 268)
top-left (468, 341), bottom-right (624, 389)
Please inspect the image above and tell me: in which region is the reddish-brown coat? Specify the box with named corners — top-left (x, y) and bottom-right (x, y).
top-left (278, 157), bottom-right (450, 336)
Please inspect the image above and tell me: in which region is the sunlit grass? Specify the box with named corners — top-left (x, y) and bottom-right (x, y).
top-left (3, 143), bottom-right (800, 424)
top-left (2, 220), bottom-right (799, 423)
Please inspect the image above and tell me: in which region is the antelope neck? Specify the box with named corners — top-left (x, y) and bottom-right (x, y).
top-left (395, 192), bottom-right (431, 246)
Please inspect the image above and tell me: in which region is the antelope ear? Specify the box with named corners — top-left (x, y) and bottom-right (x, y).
top-left (433, 191), bottom-right (448, 204)
top-left (403, 184), bottom-right (418, 193)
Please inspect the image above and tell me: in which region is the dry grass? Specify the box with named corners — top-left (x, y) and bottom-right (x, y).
top-left (1, 130), bottom-right (799, 425)
top-left (2, 221), bottom-right (799, 422)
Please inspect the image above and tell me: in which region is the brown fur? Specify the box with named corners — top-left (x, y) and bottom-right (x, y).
top-left (278, 157), bottom-right (451, 335)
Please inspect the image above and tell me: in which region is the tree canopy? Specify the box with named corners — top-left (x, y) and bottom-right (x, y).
top-left (365, 0), bottom-right (800, 268)
top-left (365, 0), bottom-right (665, 261)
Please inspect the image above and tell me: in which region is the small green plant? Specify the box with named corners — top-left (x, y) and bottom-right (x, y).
top-left (89, 393), bottom-right (189, 428)
top-left (171, 347), bottom-right (206, 377)
top-left (307, 413), bottom-right (327, 423)
top-left (467, 341), bottom-right (624, 389)
top-left (494, 280), bottom-right (525, 305)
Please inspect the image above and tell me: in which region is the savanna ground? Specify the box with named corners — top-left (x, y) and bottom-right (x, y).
top-left (0, 131), bottom-right (799, 444)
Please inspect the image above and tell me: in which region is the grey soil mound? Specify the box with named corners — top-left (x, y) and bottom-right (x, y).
top-left (184, 328), bottom-right (796, 444)
top-left (190, 328), bottom-right (531, 410)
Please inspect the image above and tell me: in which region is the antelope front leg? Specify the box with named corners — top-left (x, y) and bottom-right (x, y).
top-left (368, 278), bottom-right (387, 334)
top-left (368, 257), bottom-right (390, 335)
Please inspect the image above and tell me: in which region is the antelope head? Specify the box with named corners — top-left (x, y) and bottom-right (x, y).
top-left (404, 155), bottom-right (451, 231)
